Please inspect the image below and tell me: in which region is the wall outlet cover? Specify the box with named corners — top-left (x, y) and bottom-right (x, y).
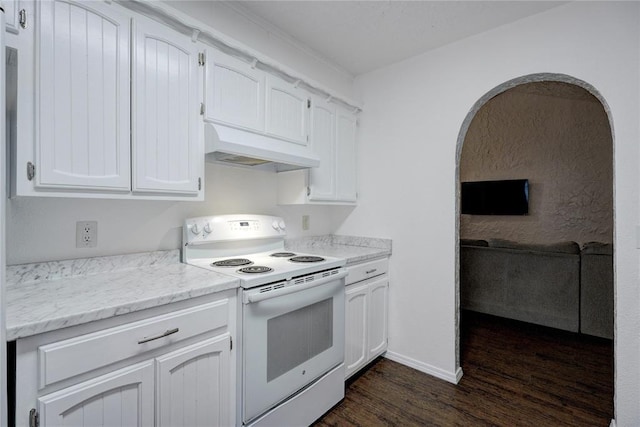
top-left (302, 215), bottom-right (310, 231)
top-left (76, 221), bottom-right (98, 248)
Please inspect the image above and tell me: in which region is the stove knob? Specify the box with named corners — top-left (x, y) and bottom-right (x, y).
top-left (203, 222), bottom-right (212, 234)
top-left (272, 220), bottom-right (280, 230)
top-left (191, 224), bottom-right (201, 235)
top-left (278, 220), bottom-right (286, 231)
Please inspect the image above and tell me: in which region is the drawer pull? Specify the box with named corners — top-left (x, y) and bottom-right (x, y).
top-left (137, 328), bottom-right (179, 344)
top-left (365, 269), bottom-right (377, 274)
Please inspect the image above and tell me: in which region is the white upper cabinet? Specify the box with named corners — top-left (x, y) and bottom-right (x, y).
top-left (277, 97), bottom-right (358, 205)
top-left (10, 0), bottom-right (204, 199)
top-left (203, 47), bottom-right (311, 148)
top-left (265, 74), bottom-right (310, 145)
top-left (4, 0), bottom-right (22, 34)
top-left (204, 49), bottom-right (265, 133)
top-left (308, 98), bottom-right (336, 201)
top-left (334, 106), bottom-right (358, 202)
top-left (36, 0), bottom-right (131, 192)
top-left (132, 16), bottom-right (202, 195)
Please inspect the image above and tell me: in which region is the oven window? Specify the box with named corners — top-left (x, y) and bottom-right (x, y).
top-left (266, 298), bottom-right (333, 382)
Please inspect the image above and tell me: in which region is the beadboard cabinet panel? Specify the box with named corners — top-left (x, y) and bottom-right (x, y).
top-left (308, 98), bottom-right (336, 201)
top-left (156, 335), bottom-right (231, 427)
top-left (132, 17), bottom-right (202, 195)
top-left (38, 361), bottom-right (154, 427)
top-left (335, 107), bottom-right (358, 202)
top-left (204, 49), bottom-right (265, 132)
top-left (345, 259), bottom-right (389, 379)
top-left (5, 0), bottom-right (21, 34)
top-left (345, 283), bottom-right (368, 379)
top-left (37, 0), bottom-right (131, 191)
top-left (277, 100), bottom-right (358, 205)
top-left (265, 75), bottom-right (310, 145)
top-left (368, 279), bottom-right (389, 358)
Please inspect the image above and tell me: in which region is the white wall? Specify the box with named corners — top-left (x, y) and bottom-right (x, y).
top-left (340, 2), bottom-right (639, 425)
top-left (7, 162), bottom-right (342, 264)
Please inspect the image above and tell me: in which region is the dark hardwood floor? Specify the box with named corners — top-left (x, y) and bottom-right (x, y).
top-left (315, 311), bottom-right (613, 427)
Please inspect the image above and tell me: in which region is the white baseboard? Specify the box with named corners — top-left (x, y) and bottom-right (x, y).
top-left (609, 419), bottom-right (616, 427)
top-left (384, 351), bottom-right (463, 384)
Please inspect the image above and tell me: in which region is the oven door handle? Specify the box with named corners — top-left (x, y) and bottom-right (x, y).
top-left (244, 269), bottom-right (348, 304)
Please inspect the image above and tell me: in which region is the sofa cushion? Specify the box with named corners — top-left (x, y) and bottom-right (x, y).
top-left (487, 239), bottom-right (580, 255)
top-left (581, 241), bottom-right (613, 255)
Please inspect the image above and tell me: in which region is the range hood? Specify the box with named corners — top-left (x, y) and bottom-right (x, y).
top-left (205, 123), bottom-right (320, 172)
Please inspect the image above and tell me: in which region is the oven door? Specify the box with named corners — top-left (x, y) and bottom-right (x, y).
top-left (242, 269), bottom-right (347, 423)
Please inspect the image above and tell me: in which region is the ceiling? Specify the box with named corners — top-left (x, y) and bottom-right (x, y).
top-left (225, 1), bottom-right (568, 76)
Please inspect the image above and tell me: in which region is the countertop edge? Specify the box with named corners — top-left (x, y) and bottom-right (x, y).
top-left (7, 280), bottom-right (239, 341)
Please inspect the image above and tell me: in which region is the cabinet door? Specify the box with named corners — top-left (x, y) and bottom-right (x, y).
top-left (156, 335), bottom-right (231, 427)
top-left (5, 0), bottom-right (20, 34)
top-left (308, 97), bottom-right (336, 201)
top-left (204, 49), bottom-right (265, 132)
top-left (132, 17), bottom-right (202, 195)
top-left (37, 0), bottom-right (131, 191)
top-left (265, 75), bottom-right (309, 145)
top-left (368, 278), bottom-right (389, 358)
top-left (38, 361), bottom-right (154, 427)
top-left (335, 107), bottom-right (357, 202)
top-left (345, 283), bottom-right (368, 379)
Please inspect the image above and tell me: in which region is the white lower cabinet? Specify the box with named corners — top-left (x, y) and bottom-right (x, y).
top-left (38, 360), bottom-right (155, 427)
top-left (156, 335), bottom-right (231, 427)
top-left (345, 282), bottom-right (369, 377)
top-left (344, 258), bottom-right (389, 379)
top-left (14, 291), bottom-right (236, 427)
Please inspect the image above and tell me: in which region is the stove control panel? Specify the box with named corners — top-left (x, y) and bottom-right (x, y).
top-left (183, 214), bottom-right (286, 245)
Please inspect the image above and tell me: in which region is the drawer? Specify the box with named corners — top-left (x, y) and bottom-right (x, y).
top-left (38, 299), bottom-right (229, 388)
top-left (346, 258), bottom-right (388, 285)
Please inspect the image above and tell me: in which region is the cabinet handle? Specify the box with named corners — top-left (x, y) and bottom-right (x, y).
top-left (365, 269), bottom-right (377, 274)
top-left (19, 9), bottom-right (27, 29)
top-left (137, 327), bottom-right (179, 344)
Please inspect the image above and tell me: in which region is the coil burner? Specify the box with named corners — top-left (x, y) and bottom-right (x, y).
top-left (238, 266), bottom-right (274, 274)
top-left (289, 256), bottom-right (325, 263)
top-left (270, 252), bottom-right (296, 257)
top-left (211, 258), bottom-right (252, 267)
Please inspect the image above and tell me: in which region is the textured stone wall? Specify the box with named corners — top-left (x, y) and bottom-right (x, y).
top-left (460, 82), bottom-right (613, 245)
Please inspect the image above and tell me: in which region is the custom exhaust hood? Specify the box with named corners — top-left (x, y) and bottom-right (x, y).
top-left (205, 123), bottom-right (320, 172)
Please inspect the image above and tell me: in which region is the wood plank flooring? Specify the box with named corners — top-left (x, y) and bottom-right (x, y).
top-left (315, 311), bottom-right (613, 427)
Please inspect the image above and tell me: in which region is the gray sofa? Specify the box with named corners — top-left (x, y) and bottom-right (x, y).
top-left (580, 242), bottom-right (614, 339)
top-left (460, 239), bottom-right (582, 333)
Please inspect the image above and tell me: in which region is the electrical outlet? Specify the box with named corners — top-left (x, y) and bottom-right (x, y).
top-left (76, 221), bottom-right (98, 248)
top-left (302, 215), bottom-right (310, 231)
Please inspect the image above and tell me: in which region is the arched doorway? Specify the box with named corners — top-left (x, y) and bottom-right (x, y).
top-left (455, 73), bottom-right (615, 423)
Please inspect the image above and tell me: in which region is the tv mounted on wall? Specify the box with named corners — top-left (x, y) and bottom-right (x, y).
top-left (461, 179), bottom-right (529, 215)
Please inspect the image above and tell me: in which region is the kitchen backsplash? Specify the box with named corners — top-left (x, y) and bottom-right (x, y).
top-left (6, 250), bottom-right (181, 286)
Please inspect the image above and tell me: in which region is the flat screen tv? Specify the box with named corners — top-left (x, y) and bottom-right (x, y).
top-left (461, 179), bottom-right (529, 215)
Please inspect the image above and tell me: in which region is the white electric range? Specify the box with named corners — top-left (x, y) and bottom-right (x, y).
top-left (182, 214), bottom-right (346, 427)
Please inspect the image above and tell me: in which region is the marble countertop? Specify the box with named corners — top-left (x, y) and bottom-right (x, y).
top-left (285, 235), bottom-right (392, 265)
top-left (5, 250), bottom-right (239, 341)
top-left (5, 236), bottom-right (390, 341)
